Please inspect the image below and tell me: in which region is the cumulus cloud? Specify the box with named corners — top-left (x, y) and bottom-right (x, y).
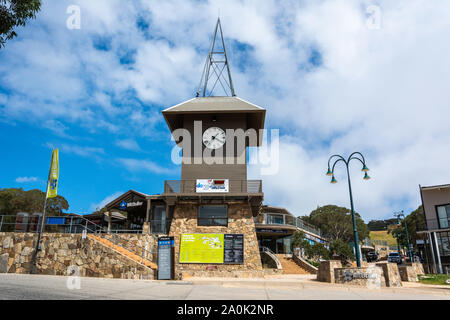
top-left (116, 158), bottom-right (175, 175)
top-left (115, 139), bottom-right (141, 152)
top-left (15, 177), bottom-right (39, 183)
top-left (2, 0), bottom-right (449, 221)
top-left (89, 191), bottom-right (124, 212)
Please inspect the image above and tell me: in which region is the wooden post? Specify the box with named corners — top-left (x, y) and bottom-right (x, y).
top-left (143, 199), bottom-right (151, 234)
top-left (106, 212), bottom-right (111, 234)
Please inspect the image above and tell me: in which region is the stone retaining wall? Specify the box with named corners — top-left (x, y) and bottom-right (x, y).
top-left (376, 262), bottom-right (402, 287)
top-left (334, 267), bottom-right (384, 287)
top-left (0, 233), bottom-right (155, 279)
top-left (292, 254), bottom-right (318, 275)
top-left (398, 265), bottom-right (420, 282)
top-left (100, 233), bottom-right (158, 262)
top-left (317, 260), bottom-right (342, 283)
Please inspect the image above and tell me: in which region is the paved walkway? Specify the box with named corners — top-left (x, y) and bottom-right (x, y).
top-left (0, 274), bottom-right (449, 300)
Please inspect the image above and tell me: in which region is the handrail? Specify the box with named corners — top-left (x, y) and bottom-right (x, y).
top-left (164, 179), bottom-right (263, 194)
top-left (260, 246), bottom-right (282, 270)
top-left (0, 214), bottom-right (158, 264)
top-left (260, 213), bottom-right (323, 238)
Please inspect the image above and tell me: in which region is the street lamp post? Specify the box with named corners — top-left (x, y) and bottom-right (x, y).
top-left (394, 211), bottom-right (413, 263)
top-left (327, 152), bottom-right (371, 268)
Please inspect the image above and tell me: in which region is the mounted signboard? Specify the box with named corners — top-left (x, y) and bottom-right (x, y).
top-left (179, 234), bottom-right (224, 263)
top-left (196, 179), bottom-right (229, 193)
top-left (179, 233), bottom-right (244, 264)
top-left (158, 236), bottom-right (174, 280)
top-left (223, 234), bottom-right (244, 264)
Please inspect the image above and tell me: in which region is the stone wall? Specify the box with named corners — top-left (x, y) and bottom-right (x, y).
top-left (398, 264), bottom-right (421, 282)
top-left (376, 262), bottom-right (402, 287)
top-left (0, 233), bottom-right (155, 279)
top-left (292, 254), bottom-right (318, 275)
top-left (317, 260), bottom-right (342, 283)
top-left (100, 233), bottom-right (158, 262)
top-left (169, 202), bottom-right (263, 279)
top-left (334, 267), bottom-right (384, 287)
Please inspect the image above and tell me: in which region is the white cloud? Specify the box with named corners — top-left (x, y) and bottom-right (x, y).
top-left (115, 139), bottom-right (141, 152)
top-left (46, 142), bottom-right (105, 159)
top-left (89, 191), bottom-right (124, 212)
top-left (116, 158), bottom-right (175, 175)
top-left (2, 0), bottom-right (450, 221)
top-left (15, 176), bottom-right (39, 183)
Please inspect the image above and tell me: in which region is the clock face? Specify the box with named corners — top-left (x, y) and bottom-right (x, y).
top-left (203, 127), bottom-right (226, 149)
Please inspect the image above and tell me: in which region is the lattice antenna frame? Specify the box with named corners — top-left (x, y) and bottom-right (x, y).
top-left (196, 18), bottom-right (236, 97)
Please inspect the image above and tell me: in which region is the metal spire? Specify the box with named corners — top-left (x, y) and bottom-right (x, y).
top-left (196, 18), bottom-right (236, 97)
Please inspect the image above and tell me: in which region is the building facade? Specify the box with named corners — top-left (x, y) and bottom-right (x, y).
top-left (418, 184), bottom-right (450, 273)
top-left (101, 19), bottom-right (326, 278)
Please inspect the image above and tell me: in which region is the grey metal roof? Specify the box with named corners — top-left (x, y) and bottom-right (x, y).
top-left (162, 96), bottom-right (265, 113)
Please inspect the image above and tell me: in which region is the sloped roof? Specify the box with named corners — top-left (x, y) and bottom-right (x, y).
top-left (162, 96), bottom-right (265, 113)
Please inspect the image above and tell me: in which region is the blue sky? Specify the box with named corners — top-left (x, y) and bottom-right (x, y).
top-left (2, 0), bottom-right (450, 221)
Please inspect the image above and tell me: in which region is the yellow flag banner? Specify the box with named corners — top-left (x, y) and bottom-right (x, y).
top-left (46, 149), bottom-right (59, 199)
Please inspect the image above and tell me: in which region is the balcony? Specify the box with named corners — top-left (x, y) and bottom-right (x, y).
top-left (258, 213), bottom-right (323, 238)
top-left (163, 180), bottom-right (263, 196)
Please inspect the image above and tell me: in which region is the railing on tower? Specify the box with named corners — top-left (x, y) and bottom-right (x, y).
top-left (163, 180), bottom-right (262, 195)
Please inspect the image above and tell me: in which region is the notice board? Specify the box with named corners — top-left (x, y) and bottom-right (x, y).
top-left (158, 236), bottom-right (174, 280)
top-left (224, 234), bottom-right (244, 264)
top-left (179, 234), bottom-right (224, 263)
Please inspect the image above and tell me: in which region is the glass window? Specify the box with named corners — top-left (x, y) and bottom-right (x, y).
top-left (198, 205), bottom-right (227, 226)
top-left (436, 205), bottom-right (450, 229)
top-left (438, 232), bottom-right (450, 257)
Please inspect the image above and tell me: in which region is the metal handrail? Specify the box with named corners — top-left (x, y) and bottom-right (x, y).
top-left (260, 213), bottom-right (323, 238)
top-left (260, 246), bottom-right (282, 269)
top-left (0, 214), bottom-right (158, 264)
top-left (164, 179), bottom-right (263, 194)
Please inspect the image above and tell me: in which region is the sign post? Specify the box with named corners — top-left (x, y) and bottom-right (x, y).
top-left (158, 236), bottom-right (174, 280)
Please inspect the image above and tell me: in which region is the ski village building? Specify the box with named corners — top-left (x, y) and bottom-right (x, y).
top-left (97, 19), bottom-right (327, 279)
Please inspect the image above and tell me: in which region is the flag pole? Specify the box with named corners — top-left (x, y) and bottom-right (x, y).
top-left (30, 150), bottom-right (53, 274)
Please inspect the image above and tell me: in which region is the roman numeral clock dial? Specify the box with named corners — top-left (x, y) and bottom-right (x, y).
top-left (203, 127), bottom-right (226, 150)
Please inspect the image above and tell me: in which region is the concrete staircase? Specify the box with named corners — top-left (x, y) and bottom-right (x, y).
top-left (276, 255), bottom-right (310, 274)
top-left (88, 234), bottom-right (158, 271)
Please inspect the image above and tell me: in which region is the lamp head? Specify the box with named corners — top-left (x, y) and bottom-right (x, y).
top-left (326, 167), bottom-right (333, 176)
top-left (363, 172), bottom-right (370, 180)
top-left (331, 175), bottom-right (337, 184)
top-left (362, 164), bottom-right (369, 172)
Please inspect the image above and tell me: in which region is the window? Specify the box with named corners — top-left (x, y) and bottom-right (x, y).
top-left (436, 205), bottom-right (450, 229)
top-left (198, 205), bottom-right (228, 226)
top-left (437, 232), bottom-right (450, 257)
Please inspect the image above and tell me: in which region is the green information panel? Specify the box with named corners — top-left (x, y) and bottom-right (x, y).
top-left (179, 234), bottom-right (224, 263)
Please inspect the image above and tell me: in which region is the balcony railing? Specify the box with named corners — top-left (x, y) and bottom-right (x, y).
top-left (259, 213), bottom-right (323, 238)
top-left (164, 180), bottom-right (262, 195)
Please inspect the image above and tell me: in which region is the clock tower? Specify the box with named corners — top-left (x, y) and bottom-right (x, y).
top-left (162, 18), bottom-right (266, 278)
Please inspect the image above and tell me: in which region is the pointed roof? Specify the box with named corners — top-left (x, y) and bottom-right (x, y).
top-left (163, 96), bottom-right (265, 114)
top-left (162, 96), bottom-right (266, 135)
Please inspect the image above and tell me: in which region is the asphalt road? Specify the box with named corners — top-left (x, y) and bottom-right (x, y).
top-left (0, 274), bottom-right (449, 300)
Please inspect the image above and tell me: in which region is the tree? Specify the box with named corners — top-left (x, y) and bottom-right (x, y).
top-left (329, 239), bottom-right (355, 265)
top-left (0, 188), bottom-right (69, 215)
top-left (304, 242), bottom-right (330, 262)
top-left (292, 230), bottom-right (307, 249)
top-left (0, 0), bottom-right (41, 48)
top-left (390, 206), bottom-right (426, 251)
top-left (307, 205), bottom-right (370, 242)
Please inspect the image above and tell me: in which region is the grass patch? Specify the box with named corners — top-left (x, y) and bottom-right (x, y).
top-left (418, 274), bottom-right (450, 285)
top-left (369, 231), bottom-right (397, 246)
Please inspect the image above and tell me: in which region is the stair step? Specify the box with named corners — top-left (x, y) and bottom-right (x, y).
top-left (278, 257), bottom-right (310, 274)
top-left (88, 234), bottom-right (157, 270)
